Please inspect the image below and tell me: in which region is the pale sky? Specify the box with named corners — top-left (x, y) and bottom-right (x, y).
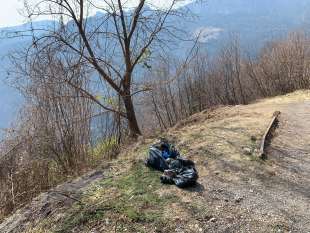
top-left (0, 0), bottom-right (194, 28)
top-left (0, 0), bottom-right (25, 28)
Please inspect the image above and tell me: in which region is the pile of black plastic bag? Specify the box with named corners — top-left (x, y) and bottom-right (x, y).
top-left (145, 138), bottom-right (198, 188)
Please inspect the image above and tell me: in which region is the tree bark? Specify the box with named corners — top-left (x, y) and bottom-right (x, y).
top-left (122, 93), bottom-right (141, 138)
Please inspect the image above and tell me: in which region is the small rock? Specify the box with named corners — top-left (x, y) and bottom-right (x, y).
top-left (243, 147), bottom-right (252, 155)
top-left (235, 196), bottom-right (244, 203)
top-left (251, 136), bottom-right (257, 141)
top-left (209, 217), bottom-right (217, 223)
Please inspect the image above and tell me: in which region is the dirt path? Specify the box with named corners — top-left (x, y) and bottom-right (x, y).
top-left (180, 100), bottom-right (310, 233)
top-left (165, 99), bottom-right (310, 233)
top-left (264, 101), bottom-right (310, 232)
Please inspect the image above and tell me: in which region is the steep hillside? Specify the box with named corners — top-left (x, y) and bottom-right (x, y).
top-left (1, 91), bottom-right (310, 233)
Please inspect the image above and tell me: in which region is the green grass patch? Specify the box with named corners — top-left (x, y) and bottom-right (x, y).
top-left (98, 162), bottom-right (178, 222)
top-left (55, 206), bottom-right (107, 233)
top-left (56, 161), bottom-right (179, 232)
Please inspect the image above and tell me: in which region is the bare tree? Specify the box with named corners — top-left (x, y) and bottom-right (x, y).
top-left (19, 0), bottom-right (192, 138)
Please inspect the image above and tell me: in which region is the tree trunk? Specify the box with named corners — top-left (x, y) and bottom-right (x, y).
top-left (122, 93), bottom-right (141, 138)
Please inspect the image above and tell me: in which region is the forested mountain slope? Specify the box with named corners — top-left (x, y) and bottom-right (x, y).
top-left (1, 0), bottom-right (310, 128)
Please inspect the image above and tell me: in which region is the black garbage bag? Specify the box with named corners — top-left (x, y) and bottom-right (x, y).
top-left (161, 158), bottom-right (198, 188)
top-left (145, 138), bottom-right (179, 171)
top-left (145, 139), bottom-right (198, 188)
top-left (145, 146), bottom-right (169, 172)
top-left (171, 167), bottom-right (199, 188)
top-left (168, 157), bottom-right (195, 169)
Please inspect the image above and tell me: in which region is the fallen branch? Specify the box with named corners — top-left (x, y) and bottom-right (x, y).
top-left (258, 111), bottom-right (281, 159)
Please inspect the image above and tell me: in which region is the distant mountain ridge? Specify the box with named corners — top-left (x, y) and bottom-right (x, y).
top-left (0, 0), bottom-right (310, 129)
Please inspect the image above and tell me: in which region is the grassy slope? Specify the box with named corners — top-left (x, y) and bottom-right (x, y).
top-left (17, 90), bottom-right (310, 233)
